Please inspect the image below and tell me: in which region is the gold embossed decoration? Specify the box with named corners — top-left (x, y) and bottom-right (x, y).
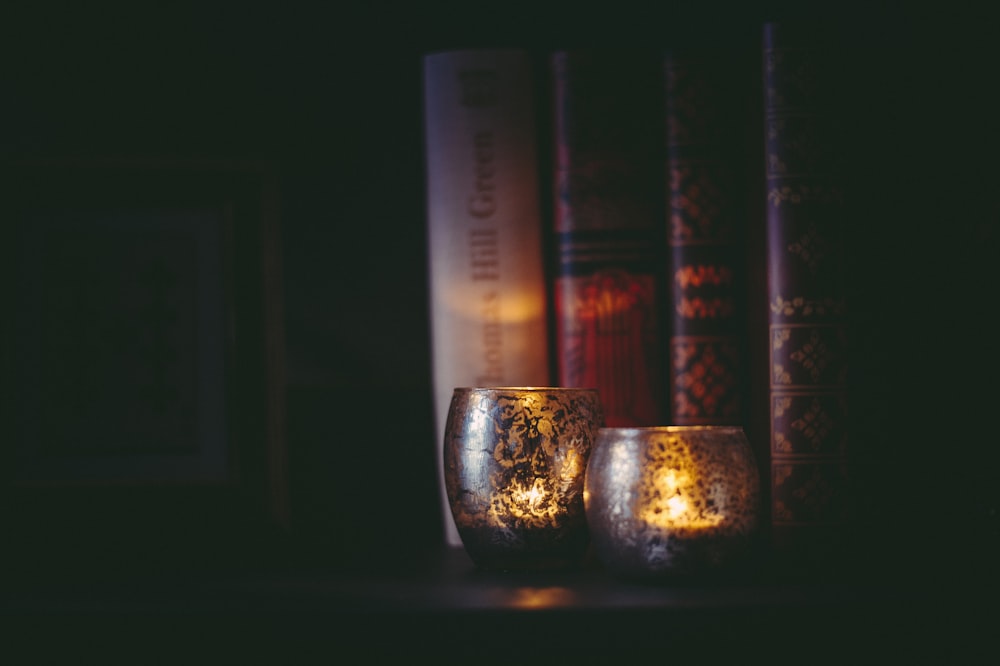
top-left (764, 21), bottom-right (851, 567)
top-left (665, 49), bottom-right (747, 427)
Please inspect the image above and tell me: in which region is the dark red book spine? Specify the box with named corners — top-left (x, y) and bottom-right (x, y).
top-left (551, 50), bottom-right (666, 427)
top-left (763, 22), bottom-right (851, 569)
top-left (664, 49), bottom-right (748, 426)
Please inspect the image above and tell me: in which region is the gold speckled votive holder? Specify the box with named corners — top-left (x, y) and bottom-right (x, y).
top-left (443, 387), bottom-right (604, 572)
top-left (584, 426), bottom-right (761, 579)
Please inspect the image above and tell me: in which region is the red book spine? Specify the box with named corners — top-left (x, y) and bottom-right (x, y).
top-left (664, 49), bottom-right (748, 426)
top-left (551, 50), bottom-right (666, 427)
top-left (763, 23), bottom-right (851, 569)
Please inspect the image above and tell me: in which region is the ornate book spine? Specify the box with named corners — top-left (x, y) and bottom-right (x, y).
top-left (763, 23), bottom-right (851, 569)
top-left (664, 49), bottom-right (748, 426)
top-left (423, 50), bottom-right (552, 547)
top-left (550, 50), bottom-right (667, 427)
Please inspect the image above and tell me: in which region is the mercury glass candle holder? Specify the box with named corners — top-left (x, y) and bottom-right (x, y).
top-left (584, 426), bottom-right (761, 579)
top-left (443, 387), bottom-right (604, 571)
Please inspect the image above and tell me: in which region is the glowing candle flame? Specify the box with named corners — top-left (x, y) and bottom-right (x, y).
top-left (512, 478), bottom-right (547, 513)
top-left (639, 465), bottom-right (724, 530)
top-left (665, 495), bottom-right (689, 520)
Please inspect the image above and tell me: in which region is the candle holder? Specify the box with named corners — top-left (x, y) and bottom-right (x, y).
top-left (443, 387), bottom-right (604, 571)
top-left (584, 426), bottom-right (761, 579)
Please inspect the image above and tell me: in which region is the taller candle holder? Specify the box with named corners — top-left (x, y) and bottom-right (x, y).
top-left (443, 386), bottom-right (604, 572)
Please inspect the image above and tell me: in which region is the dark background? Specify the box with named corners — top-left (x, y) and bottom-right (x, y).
top-left (2, 1), bottom-right (998, 580)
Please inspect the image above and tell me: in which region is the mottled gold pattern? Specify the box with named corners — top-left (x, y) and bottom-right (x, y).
top-left (585, 426), bottom-right (760, 578)
top-left (444, 387), bottom-right (604, 571)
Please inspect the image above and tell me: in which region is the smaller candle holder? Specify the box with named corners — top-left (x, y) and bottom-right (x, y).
top-left (584, 426), bottom-right (761, 579)
top-left (443, 387), bottom-right (604, 571)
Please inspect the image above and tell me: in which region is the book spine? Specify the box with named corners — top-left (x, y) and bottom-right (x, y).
top-left (551, 50), bottom-right (666, 427)
top-left (423, 50), bottom-right (552, 548)
top-left (664, 49), bottom-right (748, 426)
top-left (762, 23), bottom-right (851, 569)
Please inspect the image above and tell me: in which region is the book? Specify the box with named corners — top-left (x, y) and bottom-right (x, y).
top-left (664, 48), bottom-right (749, 426)
top-left (550, 49), bottom-right (667, 427)
top-left (423, 49), bottom-right (552, 548)
top-left (762, 22), bottom-right (851, 570)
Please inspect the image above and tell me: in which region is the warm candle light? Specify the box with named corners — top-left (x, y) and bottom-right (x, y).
top-left (488, 477), bottom-right (555, 528)
top-left (507, 586), bottom-right (575, 609)
top-left (444, 387), bottom-right (604, 571)
top-left (585, 426), bottom-right (761, 578)
top-left (638, 452), bottom-right (726, 530)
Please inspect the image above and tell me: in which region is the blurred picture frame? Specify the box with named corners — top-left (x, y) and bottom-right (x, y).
top-left (1, 157), bottom-right (289, 549)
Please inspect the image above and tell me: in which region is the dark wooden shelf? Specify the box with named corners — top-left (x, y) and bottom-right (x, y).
top-left (3, 542), bottom-right (993, 662)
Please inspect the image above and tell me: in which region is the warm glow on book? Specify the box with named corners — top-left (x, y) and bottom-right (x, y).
top-left (442, 287), bottom-right (547, 322)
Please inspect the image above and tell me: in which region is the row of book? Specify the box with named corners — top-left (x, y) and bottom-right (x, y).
top-left (423, 23), bottom-right (849, 571)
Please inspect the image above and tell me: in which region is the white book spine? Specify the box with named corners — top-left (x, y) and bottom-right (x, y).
top-left (423, 49), bottom-right (551, 547)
